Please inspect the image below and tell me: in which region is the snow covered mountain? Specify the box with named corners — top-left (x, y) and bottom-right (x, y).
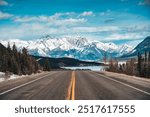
top-left (133, 36), bottom-right (150, 53)
top-left (121, 36), bottom-right (150, 58)
top-left (0, 35), bottom-right (133, 61)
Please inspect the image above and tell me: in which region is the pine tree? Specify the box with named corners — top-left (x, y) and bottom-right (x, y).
top-left (32, 58), bottom-right (40, 73)
top-left (21, 48), bottom-right (29, 74)
top-left (22, 47), bottom-right (28, 56)
top-left (11, 56), bottom-right (19, 74)
top-left (12, 44), bottom-right (18, 59)
top-left (44, 58), bottom-right (51, 71)
top-left (0, 44), bottom-right (41, 75)
top-left (103, 52), bottom-right (107, 64)
top-left (1, 54), bottom-right (8, 72)
top-left (126, 59), bottom-right (135, 75)
top-left (7, 42), bottom-right (11, 53)
top-left (148, 52), bottom-right (150, 78)
top-left (145, 51), bottom-right (147, 62)
top-left (148, 52), bottom-right (150, 62)
top-left (144, 51), bottom-right (147, 77)
top-left (137, 52), bottom-right (142, 76)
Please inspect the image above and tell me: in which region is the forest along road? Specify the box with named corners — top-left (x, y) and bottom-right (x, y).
top-left (0, 71), bottom-right (150, 100)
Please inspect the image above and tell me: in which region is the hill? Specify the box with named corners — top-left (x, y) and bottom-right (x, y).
top-left (33, 56), bottom-right (104, 69)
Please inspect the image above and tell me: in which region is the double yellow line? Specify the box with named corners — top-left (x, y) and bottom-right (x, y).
top-left (66, 71), bottom-right (76, 100)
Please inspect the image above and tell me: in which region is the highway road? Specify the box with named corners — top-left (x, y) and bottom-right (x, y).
top-left (0, 71), bottom-right (150, 100)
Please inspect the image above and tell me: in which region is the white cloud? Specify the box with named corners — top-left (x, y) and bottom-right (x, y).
top-left (72, 26), bottom-right (119, 33)
top-left (14, 16), bottom-right (86, 26)
top-left (104, 33), bottom-right (144, 41)
top-left (100, 9), bottom-right (111, 16)
top-left (53, 12), bottom-right (76, 17)
top-left (0, 22), bottom-right (81, 39)
top-left (80, 11), bottom-right (94, 17)
top-left (50, 18), bottom-right (86, 26)
top-left (13, 12), bottom-right (86, 26)
top-left (0, 10), bottom-right (150, 41)
top-left (0, 25), bottom-right (118, 39)
top-left (0, 0), bottom-right (8, 6)
top-left (0, 11), bottom-right (13, 19)
top-left (123, 25), bottom-right (150, 32)
top-left (0, 23), bottom-right (59, 39)
top-left (139, 1), bottom-right (146, 5)
top-left (0, 23), bottom-right (149, 41)
top-left (14, 12), bottom-right (76, 23)
top-left (138, 0), bottom-right (150, 5)
top-left (71, 25), bottom-right (150, 41)
top-left (14, 16), bottom-right (37, 22)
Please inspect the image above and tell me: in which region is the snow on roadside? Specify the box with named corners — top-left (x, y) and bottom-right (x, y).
top-left (0, 72), bottom-right (27, 82)
top-left (0, 71), bottom-right (45, 83)
top-left (0, 72), bottom-right (5, 82)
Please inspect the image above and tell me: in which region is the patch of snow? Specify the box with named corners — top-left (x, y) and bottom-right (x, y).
top-left (0, 72), bottom-right (5, 82)
top-left (0, 72), bottom-right (28, 82)
top-left (0, 35), bottom-right (134, 61)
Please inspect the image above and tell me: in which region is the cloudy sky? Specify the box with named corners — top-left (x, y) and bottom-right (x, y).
top-left (0, 0), bottom-right (150, 44)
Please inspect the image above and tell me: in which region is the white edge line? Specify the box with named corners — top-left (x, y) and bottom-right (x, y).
top-left (95, 72), bottom-right (150, 96)
top-left (0, 73), bottom-right (54, 96)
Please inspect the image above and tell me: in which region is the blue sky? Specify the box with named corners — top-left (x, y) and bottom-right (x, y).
top-left (0, 0), bottom-right (150, 45)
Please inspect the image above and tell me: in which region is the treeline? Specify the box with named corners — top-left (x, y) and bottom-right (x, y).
top-left (0, 43), bottom-right (41, 75)
top-left (137, 52), bottom-right (150, 77)
top-left (107, 51), bottom-right (150, 78)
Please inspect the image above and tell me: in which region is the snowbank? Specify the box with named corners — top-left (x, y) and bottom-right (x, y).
top-left (0, 72), bottom-right (5, 82)
top-left (0, 72), bottom-right (27, 82)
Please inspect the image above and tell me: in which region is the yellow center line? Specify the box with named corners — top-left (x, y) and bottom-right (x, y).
top-left (71, 71), bottom-right (75, 100)
top-left (66, 71), bottom-right (76, 100)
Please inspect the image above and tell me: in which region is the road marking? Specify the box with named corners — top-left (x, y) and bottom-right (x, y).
top-left (95, 72), bottom-right (150, 96)
top-left (66, 71), bottom-right (76, 100)
top-left (0, 73), bottom-right (55, 96)
top-left (66, 76), bottom-right (73, 100)
top-left (71, 71), bottom-right (76, 100)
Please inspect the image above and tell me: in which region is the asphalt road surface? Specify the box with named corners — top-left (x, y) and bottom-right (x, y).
top-left (0, 71), bottom-right (150, 100)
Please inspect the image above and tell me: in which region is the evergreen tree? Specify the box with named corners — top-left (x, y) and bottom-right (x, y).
top-left (44, 58), bottom-right (51, 71)
top-left (144, 51), bottom-right (147, 77)
top-left (148, 52), bottom-right (150, 62)
top-left (22, 47), bottom-right (28, 56)
top-left (148, 52), bottom-right (150, 78)
top-left (11, 56), bottom-right (19, 74)
top-left (12, 44), bottom-right (19, 59)
top-left (7, 42), bottom-right (11, 53)
top-left (103, 52), bottom-right (107, 64)
top-left (125, 59), bottom-right (135, 75)
top-left (137, 52), bottom-right (142, 76)
top-left (0, 43), bottom-right (42, 75)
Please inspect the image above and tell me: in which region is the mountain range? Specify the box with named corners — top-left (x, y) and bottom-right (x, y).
top-left (0, 35), bottom-right (133, 61)
top-left (121, 36), bottom-right (150, 58)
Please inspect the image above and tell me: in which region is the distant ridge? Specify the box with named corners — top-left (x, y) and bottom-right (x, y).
top-left (33, 56), bottom-right (104, 69)
top-left (0, 35), bottom-right (133, 61)
top-left (121, 36), bottom-right (150, 58)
